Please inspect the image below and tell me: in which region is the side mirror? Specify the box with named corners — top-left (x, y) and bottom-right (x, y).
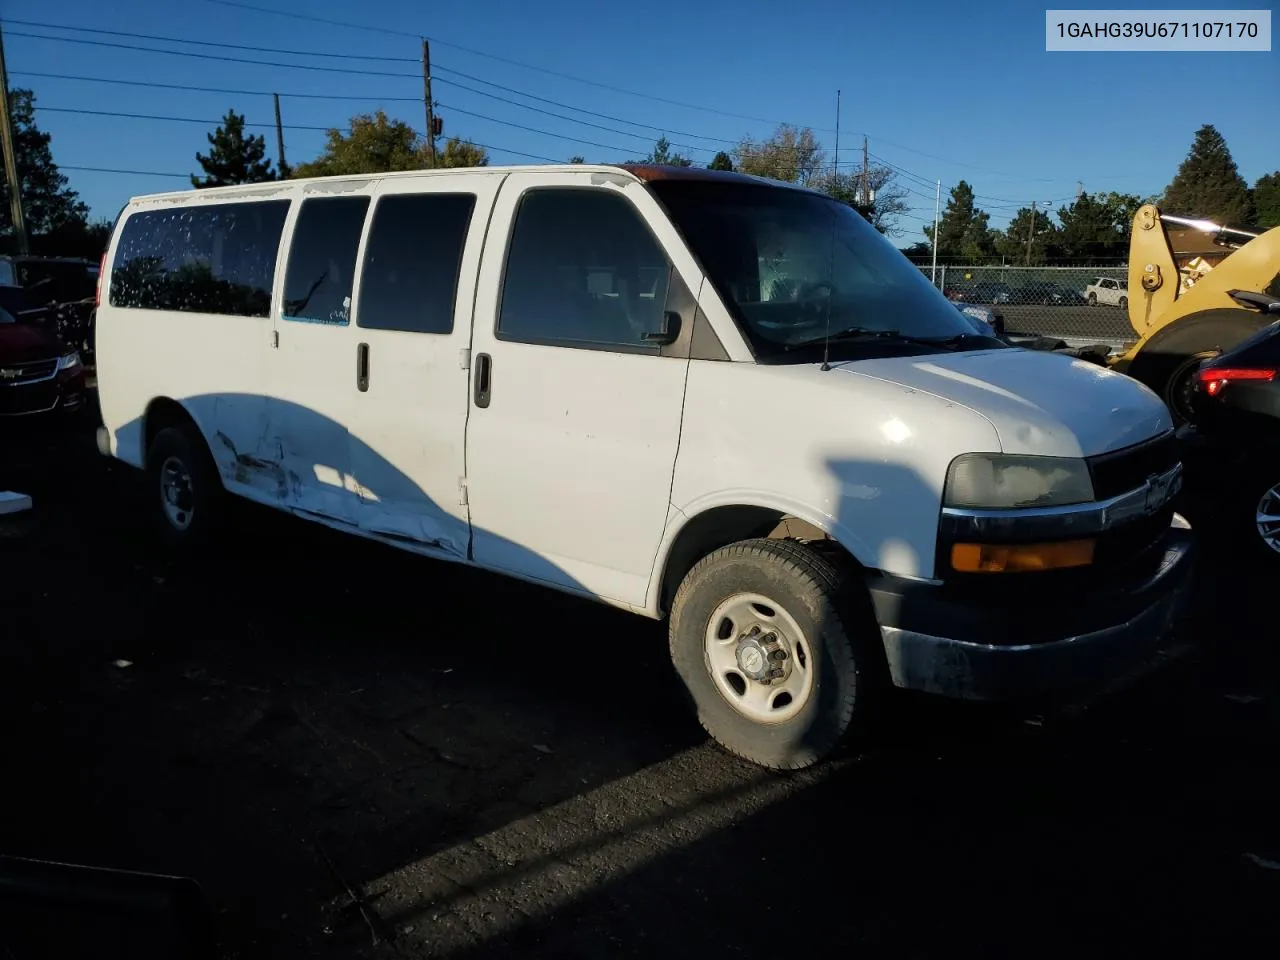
top-left (643, 310), bottom-right (681, 346)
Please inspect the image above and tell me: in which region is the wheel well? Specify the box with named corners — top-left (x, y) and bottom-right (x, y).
top-left (658, 506), bottom-right (842, 615)
top-left (142, 397), bottom-right (198, 458)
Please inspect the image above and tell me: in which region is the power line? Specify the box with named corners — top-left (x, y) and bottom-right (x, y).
top-left (199, 0), bottom-right (814, 129)
top-left (35, 105), bottom-right (560, 162)
top-left (0, 18), bottom-right (418, 62)
top-left (3, 29), bottom-right (418, 78)
top-left (64, 164), bottom-right (190, 178)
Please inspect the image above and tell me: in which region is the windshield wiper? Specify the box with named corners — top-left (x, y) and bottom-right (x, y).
top-left (783, 327), bottom-right (972, 353)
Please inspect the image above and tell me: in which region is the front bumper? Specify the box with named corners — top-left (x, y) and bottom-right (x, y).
top-left (869, 523), bottom-right (1195, 701)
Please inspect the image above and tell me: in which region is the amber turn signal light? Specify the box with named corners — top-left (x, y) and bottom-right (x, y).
top-left (951, 539), bottom-right (1096, 573)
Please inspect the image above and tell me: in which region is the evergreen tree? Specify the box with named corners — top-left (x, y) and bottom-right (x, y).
top-left (1161, 124), bottom-right (1255, 227)
top-left (707, 151), bottom-right (734, 172)
top-left (1253, 172), bottom-right (1280, 230)
top-left (192, 110), bottom-right (277, 188)
top-left (923, 181), bottom-right (994, 260)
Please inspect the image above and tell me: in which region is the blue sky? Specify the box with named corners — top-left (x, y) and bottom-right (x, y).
top-left (4, 0), bottom-right (1277, 245)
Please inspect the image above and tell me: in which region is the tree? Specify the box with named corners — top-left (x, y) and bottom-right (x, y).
top-left (293, 112), bottom-right (425, 178)
top-left (192, 109), bottom-right (277, 188)
top-left (923, 181), bottom-right (994, 260)
top-left (707, 151), bottom-right (734, 172)
top-left (900, 241), bottom-right (932, 259)
top-left (994, 206), bottom-right (1061, 264)
top-left (437, 137), bottom-right (489, 169)
top-left (733, 124), bottom-right (824, 184)
top-left (633, 136), bottom-right (691, 167)
top-left (1254, 172), bottom-right (1280, 230)
top-left (1055, 191), bottom-right (1142, 259)
top-left (807, 166), bottom-right (909, 236)
top-left (1162, 124), bottom-right (1255, 227)
top-left (568, 155), bottom-right (586, 164)
top-left (0, 88), bottom-right (89, 241)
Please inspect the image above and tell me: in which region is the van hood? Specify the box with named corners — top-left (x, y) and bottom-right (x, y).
top-left (833, 347), bottom-right (1171, 457)
top-left (0, 321), bottom-right (62, 364)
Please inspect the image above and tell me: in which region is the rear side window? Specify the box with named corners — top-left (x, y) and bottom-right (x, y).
top-left (357, 193), bottom-right (476, 334)
top-left (283, 196), bottom-right (370, 326)
top-left (109, 201), bottom-right (289, 317)
top-left (497, 188), bottom-right (672, 352)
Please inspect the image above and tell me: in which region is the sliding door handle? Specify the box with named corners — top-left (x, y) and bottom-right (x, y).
top-left (473, 353), bottom-right (492, 408)
top-left (356, 342), bottom-right (369, 392)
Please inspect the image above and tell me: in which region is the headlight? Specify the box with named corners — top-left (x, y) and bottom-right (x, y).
top-left (57, 351), bottom-right (81, 371)
top-left (944, 453), bottom-right (1094, 509)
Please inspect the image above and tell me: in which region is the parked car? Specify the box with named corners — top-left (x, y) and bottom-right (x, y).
top-left (94, 164), bottom-right (1193, 770)
top-left (0, 255), bottom-right (99, 362)
top-left (1178, 290), bottom-right (1280, 563)
top-left (949, 281), bottom-right (1012, 305)
top-left (0, 284), bottom-right (88, 421)
top-left (1085, 277), bottom-right (1128, 308)
top-left (1009, 283), bottom-right (1088, 306)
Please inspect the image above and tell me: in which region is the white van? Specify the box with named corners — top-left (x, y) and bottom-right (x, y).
top-left (94, 164), bottom-right (1193, 769)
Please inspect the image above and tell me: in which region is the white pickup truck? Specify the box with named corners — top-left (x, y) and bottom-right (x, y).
top-left (1085, 277), bottom-right (1129, 309)
top-left (93, 164), bottom-right (1193, 770)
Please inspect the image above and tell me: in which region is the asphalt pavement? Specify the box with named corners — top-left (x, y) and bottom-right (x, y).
top-left (1, 411), bottom-right (1278, 959)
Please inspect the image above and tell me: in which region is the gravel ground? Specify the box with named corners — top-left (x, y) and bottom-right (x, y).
top-left (1, 409), bottom-right (1278, 959)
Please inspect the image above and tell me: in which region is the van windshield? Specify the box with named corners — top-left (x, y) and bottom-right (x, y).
top-left (647, 180), bottom-right (984, 359)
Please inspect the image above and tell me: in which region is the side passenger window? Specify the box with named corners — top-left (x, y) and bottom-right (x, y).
top-left (357, 193), bottom-right (476, 334)
top-left (498, 189), bottom-right (672, 352)
top-left (283, 196), bottom-right (370, 325)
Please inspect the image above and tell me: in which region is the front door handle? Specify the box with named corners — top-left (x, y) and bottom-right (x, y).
top-left (356, 342), bottom-right (369, 392)
top-left (473, 352), bottom-right (492, 408)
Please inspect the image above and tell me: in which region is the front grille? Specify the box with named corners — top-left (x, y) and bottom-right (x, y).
top-left (0, 381), bottom-right (59, 415)
top-left (0, 358), bottom-right (58, 386)
top-left (1087, 431), bottom-right (1179, 501)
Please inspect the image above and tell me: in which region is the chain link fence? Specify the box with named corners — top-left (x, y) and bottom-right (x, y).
top-left (918, 265), bottom-right (1136, 345)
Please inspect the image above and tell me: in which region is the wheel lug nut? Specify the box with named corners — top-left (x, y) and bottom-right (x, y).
top-left (770, 650), bottom-right (787, 661)
top-left (769, 667), bottom-right (784, 678)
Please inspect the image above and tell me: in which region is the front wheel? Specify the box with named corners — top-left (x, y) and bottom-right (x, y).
top-left (1118, 295), bottom-right (1128, 311)
top-left (1087, 292), bottom-right (1097, 306)
top-left (668, 538), bottom-right (885, 770)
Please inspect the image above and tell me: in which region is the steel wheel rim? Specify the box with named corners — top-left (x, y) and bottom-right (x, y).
top-left (1257, 481), bottom-right (1280, 555)
top-left (704, 592), bottom-right (814, 724)
top-left (160, 455), bottom-right (195, 531)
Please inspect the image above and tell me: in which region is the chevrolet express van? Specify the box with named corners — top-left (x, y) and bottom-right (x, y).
top-left (94, 165), bottom-right (1193, 769)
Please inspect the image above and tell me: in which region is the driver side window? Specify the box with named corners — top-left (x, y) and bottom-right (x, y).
top-left (497, 188), bottom-right (672, 353)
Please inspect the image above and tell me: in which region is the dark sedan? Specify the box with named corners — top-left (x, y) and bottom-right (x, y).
top-left (1177, 290), bottom-right (1280, 564)
top-left (0, 284), bottom-right (88, 422)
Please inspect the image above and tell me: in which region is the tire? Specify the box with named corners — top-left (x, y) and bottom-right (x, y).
top-left (144, 425), bottom-right (225, 549)
top-left (1118, 295), bottom-right (1128, 311)
top-left (668, 538), bottom-right (885, 770)
top-left (1125, 308), bottom-right (1273, 425)
top-left (1087, 292), bottom-right (1097, 306)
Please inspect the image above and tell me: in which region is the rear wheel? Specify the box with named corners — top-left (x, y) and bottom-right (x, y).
top-left (1125, 308), bottom-right (1273, 425)
top-left (1233, 462), bottom-right (1280, 566)
top-left (1087, 292), bottom-right (1097, 306)
top-left (1118, 295), bottom-right (1128, 311)
top-left (668, 538), bottom-right (885, 770)
top-left (145, 425), bottom-right (225, 549)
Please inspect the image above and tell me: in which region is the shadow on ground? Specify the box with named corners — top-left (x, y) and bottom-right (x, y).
top-left (1, 409), bottom-right (1277, 958)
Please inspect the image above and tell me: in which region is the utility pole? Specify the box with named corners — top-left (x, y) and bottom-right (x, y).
top-left (273, 93), bottom-right (288, 176)
top-left (930, 179), bottom-right (941, 285)
top-left (0, 23), bottom-right (29, 255)
top-left (422, 39), bottom-right (437, 167)
top-left (1025, 200), bottom-right (1037, 264)
top-left (861, 134), bottom-right (869, 207)
top-left (832, 89), bottom-right (840, 180)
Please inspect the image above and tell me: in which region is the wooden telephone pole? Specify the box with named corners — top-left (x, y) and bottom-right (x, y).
top-left (273, 94), bottom-right (288, 176)
top-left (0, 23), bottom-right (29, 255)
top-left (422, 39), bottom-right (437, 167)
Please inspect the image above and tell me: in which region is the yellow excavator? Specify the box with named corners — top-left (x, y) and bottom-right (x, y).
top-left (1107, 204), bottom-right (1280, 423)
